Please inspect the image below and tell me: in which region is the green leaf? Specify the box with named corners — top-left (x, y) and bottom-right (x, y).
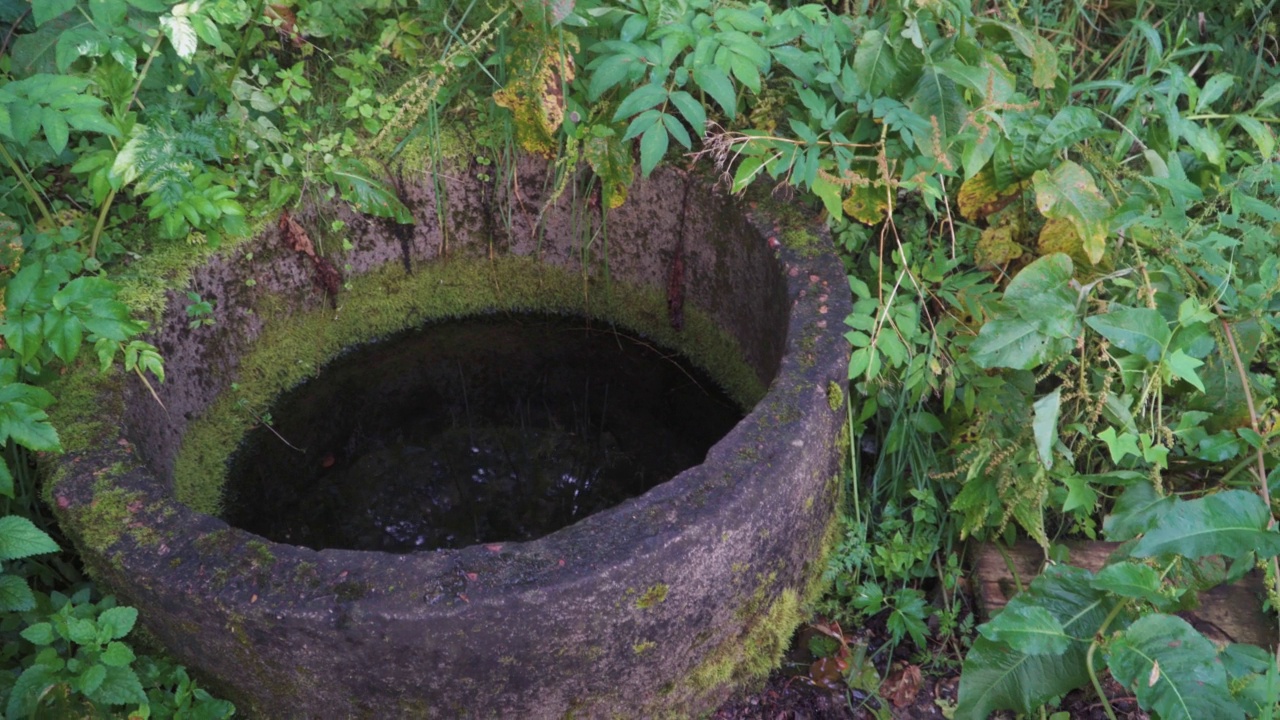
top-left (1130, 490), bottom-right (1280, 560)
top-left (977, 605), bottom-right (1071, 655)
top-left (638, 120), bottom-right (668, 177)
top-left (78, 663), bottom-right (107, 695)
top-left (979, 20), bottom-right (1059, 89)
top-left (667, 90), bottom-right (706, 137)
top-left (1032, 388), bottom-right (1061, 469)
top-left (97, 606), bottom-right (138, 640)
top-left (1092, 562), bottom-right (1167, 605)
top-left (160, 14), bottom-right (198, 60)
top-left (1164, 349), bottom-right (1205, 391)
top-left (0, 401), bottom-right (61, 452)
top-left (33, 0), bottom-right (77, 26)
top-left (1002, 253), bottom-right (1079, 336)
top-left (1107, 614), bottom-right (1242, 720)
top-left (20, 621), bottom-right (56, 645)
top-left (1032, 161), bottom-right (1111, 264)
top-left (0, 515), bottom-right (60, 561)
top-left (1195, 73), bottom-right (1234, 112)
top-left (329, 158), bottom-right (413, 224)
top-left (7, 664), bottom-right (56, 719)
top-left (661, 113), bottom-right (691, 149)
top-left (810, 173), bottom-right (843, 219)
top-left (969, 316), bottom-right (1074, 370)
top-left (1085, 306), bottom-right (1170, 362)
top-left (1061, 474), bottom-right (1097, 514)
top-left (1233, 114), bottom-right (1275, 158)
top-left (43, 308), bottom-right (84, 363)
top-left (693, 65), bottom-right (736, 118)
top-left (99, 641), bottom-right (136, 668)
top-left (957, 566), bottom-right (1119, 719)
top-left (0, 573), bottom-right (36, 612)
top-left (1037, 107), bottom-right (1101, 156)
top-left (0, 456), bottom-right (11, 498)
top-left (87, 664), bottom-right (146, 705)
top-left (1104, 481), bottom-right (1173, 541)
top-left (853, 29), bottom-right (901, 96)
top-left (611, 83), bottom-right (667, 122)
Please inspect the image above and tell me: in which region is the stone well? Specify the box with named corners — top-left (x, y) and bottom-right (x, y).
top-left (48, 161), bottom-right (851, 718)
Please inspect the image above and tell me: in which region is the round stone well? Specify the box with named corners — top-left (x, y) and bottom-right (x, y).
top-left (48, 162), bottom-right (851, 718)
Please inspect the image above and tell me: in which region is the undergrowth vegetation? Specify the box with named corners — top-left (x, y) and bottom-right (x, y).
top-left (2, 0), bottom-right (1280, 716)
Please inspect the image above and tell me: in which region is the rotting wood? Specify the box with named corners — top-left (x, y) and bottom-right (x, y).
top-left (973, 540), bottom-right (1274, 649)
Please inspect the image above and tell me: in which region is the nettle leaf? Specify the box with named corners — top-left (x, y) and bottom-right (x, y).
top-left (0, 515), bottom-right (60, 561)
top-left (1032, 388), bottom-right (1061, 469)
top-left (970, 316), bottom-right (1074, 370)
top-left (97, 606), bottom-right (138, 641)
top-left (1107, 614), bottom-right (1242, 720)
top-left (87, 664), bottom-right (146, 705)
top-left (1085, 305), bottom-right (1169, 362)
top-left (957, 566), bottom-right (1120, 720)
top-left (0, 573), bottom-right (36, 612)
top-left (1130, 490), bottom-right (1280, 560)
top-left (970, 254), bottom-right (1080, 370)
top-left (329, 158), bottom-right (413, 224)
top-left (977, 605), bottom-right (1071, 655)
top-left (1033, 161), bottom-right (1111, 264)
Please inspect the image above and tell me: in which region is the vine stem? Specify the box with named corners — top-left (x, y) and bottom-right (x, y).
top-left (88, 188), bottom-right (117, 259)
top-left (1086, 603), bottom-right (1126, 720)
top-left (1220, 317), bottom-right (1280, 669)
top-left (129, 34), bottom-right (166, 112)
top-left (0, 142), bottom-right (54, 226)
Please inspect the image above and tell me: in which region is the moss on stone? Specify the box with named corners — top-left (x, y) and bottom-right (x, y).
top-left (75, 486), bottom-right (143, 553)
top-left (826, 381), bottom-right (845, 413)
top-left (172, 255), bottom-right (765, 516)
top-left (632, 640), bottom-right (656, 655)
top-left (634, 583), bottom-right (669, 609)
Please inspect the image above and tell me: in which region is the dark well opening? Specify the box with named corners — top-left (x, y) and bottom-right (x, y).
top-left (222, 313), bottom-right (745, 552)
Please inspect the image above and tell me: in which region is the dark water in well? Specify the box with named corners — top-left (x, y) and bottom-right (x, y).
top-left (223, 314), bottom-right (744, 553)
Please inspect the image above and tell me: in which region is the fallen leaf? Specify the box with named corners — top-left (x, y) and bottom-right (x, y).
top-left (279, 211), bottom-right (315, 258)
top-left (881, 662), bottom-right (922, 709)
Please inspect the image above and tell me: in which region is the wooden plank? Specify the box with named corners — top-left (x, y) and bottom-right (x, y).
top-left (972, 540), bottom-right (1275, 649)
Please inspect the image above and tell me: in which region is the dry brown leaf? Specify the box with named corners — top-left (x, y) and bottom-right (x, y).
top-left (279, 211), bottom-right (315, 259)
top-left (880, 662), bottom-right (922, 709)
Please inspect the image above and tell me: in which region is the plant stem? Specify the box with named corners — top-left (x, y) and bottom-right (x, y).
top-left (1086, 603), bottom-right (1126, 720)
top-left (129, 35), bottom-right (166, 112)
top-left (88, 188), bottom-right (118, 260)
top-left (0, 142), bottom-right (54, 226)
top-left (1220, 317), bottom-right (1280, 669)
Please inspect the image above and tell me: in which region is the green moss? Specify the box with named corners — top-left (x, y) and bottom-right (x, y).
top-left (172, 255), bottom-right (765, 516)
top-left (246, 540), bottom-right (275, 567)
top-left (334, 580), bottom-right (371, 602)
top-left (826, 381), bottom-right (845, 413)
top-left (634, 583), bottom-right (669, 609)
top-left (75, 486), bottom-right (143, 552)
top-left (632, 640), bottom-right (656, 655)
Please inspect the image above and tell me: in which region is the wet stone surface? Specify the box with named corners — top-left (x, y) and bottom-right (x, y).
top-left (224, 313), bottom-right (743, 552)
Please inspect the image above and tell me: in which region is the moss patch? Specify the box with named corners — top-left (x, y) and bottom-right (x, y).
top-left (634, 583), bottom-right (669, 610)
top-left (826, 381), bottom-right (845, 413)
top-left (172, 254), bottom-right (765, 516)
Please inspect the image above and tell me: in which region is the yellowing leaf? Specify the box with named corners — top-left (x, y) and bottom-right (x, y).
top-left (842, 182), bottom-right (888, 225)
top-left (957, 166), bottom-right (1023, 221)
top-left (1032, 161), bottom-right (1111, 264)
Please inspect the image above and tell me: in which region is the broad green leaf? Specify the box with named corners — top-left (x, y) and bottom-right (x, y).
top-left (1096, 427), bottom-right (1140, 463)
top-left (810, 174), bottom-right (843, 219)
top-left (969, 316), bottom-right (1073, 370)
top-left (1032, 388), bottom-right (1061, 469)
top-left (1164, 349), bottom-right (1205, 391)
top-left (6, 663), bottom-right (55, 719)
top-left (1107, 614), bottom-right (1242, 720)
top-left (1085, 306), bottom-right (1169, 362)
top-left (1001, 253), bottom-right (1079, 336)
top-left (582, 132), bottom-right (633, 210)
top-left (1037, 107), bottom-right (1101, 156)
top-left (1032, 161), bottom-right (1111, 264)
top-left (611, 83), bottom-right (667, 122)
top-left (980, 20), bottom-right (1058, 89)
top-left (1130, 490), bottom-right (1280, 560)
top-left (55, 26), bottom-right (109, 73)
top-left (98, 606), bottom-right (138, 640)
top-left (100, 641), bottom-right (136, 668)
top-left (0, 456), bottom-right (11, 498)
top-left (0, 573), bottom-right (35, 612)
top-left (908, 68), bottom-right (965, 153)
top-left (43, 308), bottom-right (84, 363)
top-left (77, 663), bottom-right (107, 694)
top-left (661, 113), bottom-right (691, 149)
top-left (731, 156), bottom-right (765, 193)
top-left (1091, 562), bottom-right (1167, 605)
top-left (1104, 481), bottom-right (1173, 541)
top-left (329, 158), bottom-right (413, 224)
top-left (1061, 474), bottom-right (1097, 514)
top-left (852, 30), bottom-right (901, 96)
top-left (957, 566), bottom-right (1119, 720)
top-left (87, 664), bottom-right (146, 705)
top-left (33, 0), bottom-right (77, 26)
top-left (0, 401), bottom-right (61, 452)
top-left (0, 515), bottom-right (60, 561)
top-left (19, 621), bottom-right (55, 645)
top-left (160, 14), bottom-right (198, 60)
top-left (638, 120), bottom-right (668, 176)
top-left (692, 65), bottom-right (736, 118)
top-left (977, 605), bottom-right (1071, 655)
